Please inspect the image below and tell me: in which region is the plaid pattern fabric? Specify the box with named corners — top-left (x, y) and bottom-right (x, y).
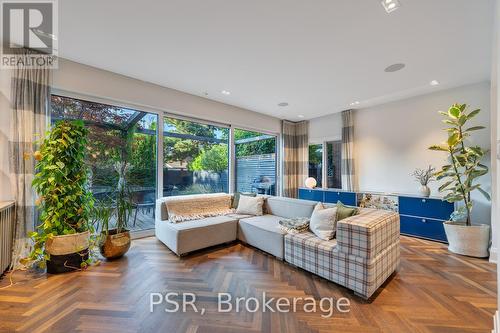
top-left (341, 110), bottom-right (356, 191)
top-left (282, 120), bottom-right (308, 198)
top-left (336, 208), bottom-right (399, 259)
top-left (285, 209), bottom-right (400, 298)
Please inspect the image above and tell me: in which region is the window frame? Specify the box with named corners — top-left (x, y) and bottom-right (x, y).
top-left (50, 89), bottom-right (282, 236)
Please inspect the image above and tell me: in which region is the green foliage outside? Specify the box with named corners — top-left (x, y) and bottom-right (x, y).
top-left (27, 120), bottom-right (95, 267)
top-left (309, 144), bottom-right (322, 165)
top-left (429, 103), bottom-right (490, 226)
top-left (189, 144), bottom-right (228, 173)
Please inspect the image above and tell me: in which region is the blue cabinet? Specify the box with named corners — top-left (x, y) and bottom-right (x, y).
top-left (298, 188), bottom-right (324, 201)
top-left (398, 196), bottom-right (453, 243)
top-left (324, 190), bottom-right (357, 206)
top-left (400, 215), bottom-right (447, 242)
top-left (399, 196), bottom-right (454, 220)
top-left (298, 188), bottom-right (453, 243)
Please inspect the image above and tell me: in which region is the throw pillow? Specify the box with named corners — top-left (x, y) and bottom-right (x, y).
top-left (232, 192), bottom-right (257, 209)
top-left (309, 202), bottom-right (338, 240)
top-left (236, 195), bottom-right (264, 216)
top-left (336, 201), bottom-right (359, 221)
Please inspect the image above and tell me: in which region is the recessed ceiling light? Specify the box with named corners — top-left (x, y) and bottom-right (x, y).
top-left (298, 115), bottom-right (305, 118)
top-left (381, 0), bottom-right (400, 13)
top-left (350, 101), bottom-right (360, 106)
top-left (221, 90), bottom-right (231, 95)
top-left (278, 102), bottom-right (289, 107)
top-left (384, 63), bottom-right (405, 73)
top-left (430, 80), bottom-right (439, 86)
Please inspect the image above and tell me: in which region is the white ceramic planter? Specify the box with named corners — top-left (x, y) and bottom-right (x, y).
top-left (443, 222), bottom-right (490, 258)
top-left (419, 185), bottom-right (431, 197)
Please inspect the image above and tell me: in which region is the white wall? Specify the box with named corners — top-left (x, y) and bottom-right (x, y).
top-left (0, 69), bottom-right (12, 201)
top-left (491, 0), bottom-right (499, 264)
top-left (308, 82), bottom-right (492, 226)
top-left (309, 112), bottom-right (342, 143)
top-left (356, 82), bottom-right (491, 225)
top-left (53, 59), bottom-right (282, 134)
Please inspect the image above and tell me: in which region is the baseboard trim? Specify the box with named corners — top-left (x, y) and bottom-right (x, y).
top-left (489, 247), bottom-right (497, 263)
top-left (493, 311), bottom-right (499, 333)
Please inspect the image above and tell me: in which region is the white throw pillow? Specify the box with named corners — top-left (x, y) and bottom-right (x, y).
top-left (309, 202), bottom-right (338, 240)
top-left (236, 195), bottom-right (264, 216)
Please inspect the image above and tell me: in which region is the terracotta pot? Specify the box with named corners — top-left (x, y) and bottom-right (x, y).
top-left (443, 222), bottom-right (490, 258)
top-left (99, 229), bottom-right (131, 259)
top-left (45, 231), bottom-right (90, 274)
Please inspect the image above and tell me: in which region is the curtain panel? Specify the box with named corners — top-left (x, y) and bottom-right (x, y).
top-left (9, 49), bottom-right (51, 269)
top-left (282, 120), bottom-right (308, 198)
top-left (341, 110), bottom-right (356, 191)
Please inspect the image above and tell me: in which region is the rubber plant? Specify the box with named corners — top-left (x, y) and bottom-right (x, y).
top-left (25, 120), bottom-right (95, 270)
top-left (429, 103), bottom-right (490, 226)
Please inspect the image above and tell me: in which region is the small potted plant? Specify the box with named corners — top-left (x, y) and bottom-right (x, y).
top-left (27, 120), bottom-right (94, 273)
top-left (97, 162), bottom-right (132, 260)
top-left (429, 103), bottom-right (490, 257)
top-left (411, 165), bottom-right (435, 197)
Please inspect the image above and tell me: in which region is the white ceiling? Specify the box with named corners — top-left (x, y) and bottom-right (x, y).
top-left (58, 0), bottom-right (494, 120)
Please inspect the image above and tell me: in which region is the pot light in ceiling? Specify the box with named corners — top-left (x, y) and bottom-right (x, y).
top-left (350, 101), bottom-right (360, 106)
top-left (221, 90), bottom-right (231, 95)
top-left (298, 115), bottom-right (305, 118)
top-left (384, 63), bottom-right (405, 72)
top-left (278, 102), bottom-right (289, 107)
top-left (381, 0), bottom-right (400, 13)
top-left (430, 80), bottom-right (439, 86)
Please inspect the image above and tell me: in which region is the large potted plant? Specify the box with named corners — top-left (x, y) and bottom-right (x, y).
top-left (429, 103), bottom-right (490, 257)
top-left (28, 120), bottom-right (95, 273)
top-left (97, 162), bottom-right (132, 259)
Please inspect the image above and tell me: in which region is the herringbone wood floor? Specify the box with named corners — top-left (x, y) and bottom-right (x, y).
top-left (0, 236), bottom-right (496, 333)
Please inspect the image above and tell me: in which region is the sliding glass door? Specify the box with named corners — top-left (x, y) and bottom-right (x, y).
top-left (234, 129), bottom-right (277, 195)
top-left (163, 117), bottom-right (229, 196)
top-left (50, 95), bottom-right (158, 232)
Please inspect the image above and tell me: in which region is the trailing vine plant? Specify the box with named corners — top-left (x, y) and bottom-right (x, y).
top-left (24, 120), bottom-right (96, 268)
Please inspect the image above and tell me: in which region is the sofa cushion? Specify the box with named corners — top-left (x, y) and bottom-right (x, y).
top-left (238, 215), bottom-right (286, 258)
top-left (336, 201), bottom-right (359, 221)
top-left (232, 192), bottom-right (257, 209)
top-left (309, 203), bottom-right (338, 240)
top-left (155, 215), bottom-right (238, 255)
top-left (265, 196), bottom-right (316, 219)
top-left (236, 195), bottom-right (264, 216)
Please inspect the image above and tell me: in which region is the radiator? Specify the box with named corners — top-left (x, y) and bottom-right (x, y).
top-left (0, 201), bottom-right (15, 274)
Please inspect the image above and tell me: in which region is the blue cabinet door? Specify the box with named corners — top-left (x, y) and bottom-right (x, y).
top-left (399, 196), bottom-right (454, 220)
top-left (400, 215), bottom-right (447, 242)
top-left (298, 189), bottom-right (324, 201)
top-left (324, 191), bottom-right (356, 206)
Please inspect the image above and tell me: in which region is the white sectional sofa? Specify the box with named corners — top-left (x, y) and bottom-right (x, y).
top-left (155, 193), bottom-right (400, 299)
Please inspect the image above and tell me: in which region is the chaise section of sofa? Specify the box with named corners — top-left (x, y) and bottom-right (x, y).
top-left (238, 196), bottom-right (317, 259)
top-left (284, 208), bottom-right (400, 299)
top-left (155, 193), bottom-right (238, 256)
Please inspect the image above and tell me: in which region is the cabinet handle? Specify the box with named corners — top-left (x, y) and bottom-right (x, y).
top-left (422, 219), bottom-right (426, 223)
top-left (422, 199), bottom-right (426, 203)
top-left (337, 192), bottom-right (340, 195)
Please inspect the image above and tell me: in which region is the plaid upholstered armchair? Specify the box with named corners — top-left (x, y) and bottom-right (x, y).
top-left (285, 208), bottom-right (400, 299)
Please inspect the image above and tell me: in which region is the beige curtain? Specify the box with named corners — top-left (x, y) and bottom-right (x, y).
top-left (282, 120), bottom-right (308, 198)
top-left (9, 49), bottom-right (51, 269)
top-left (341, 110), bottom-right (356, 191)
